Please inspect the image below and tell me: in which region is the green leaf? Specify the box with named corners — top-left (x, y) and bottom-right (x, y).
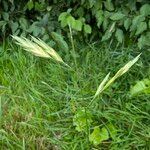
top-left (100, 127), bottom-right (109, 141)
top-left (138, 35), bottom-right (145, 49)
top-left (58, 12), bottom-right (68, 21)
top-left (3, 1), bottom-right (8, 11)
top-left (135, 22), bottom-right (147, 35)
top-left (41, 13), bottom-right (49, 26)
top-left (103, 18), bottom-right (109, 31)
top-left (76, 7), bottom-right (84, 17)
top-left (73, 109), bottom-right (92, 132)
top-left (124, 18), bottom-right (131, 30)
top-left (51, 32), bottom-right (69, 52)
top-left (0, 21), bottom-right (6, 27)
top-left (19, 18), bottom-right (29, 30)
top-left (27, 0), bottom-right (34, 10)
top-left (2, 12), bottom-right (9, 21)
top-left (84, 24), bottom-right (92, 34)
top-left (130, 79), bottom-right (150, 96)
top-left (115, 28), bottom-right (124, 43)
top-left (107, 123), bottom-right (117, 140)
top-left (137, 34), bottom-right (149, 49)
top-left (110, 12), bottom-right (125, 20)
top-left (95, 10), bottom-right (104, 28)
top-left (72, 19), bottom-right (83, 31)
top-left (104, 0), bottom-right (114, 11)
top-left (104, 11), bottom-right (112, 18)
top-left (140, 4), bottom-right (150, 16)
top-left (35, 2), bottom-right (44, 11)
top-left (60, 18), bottom-right (68, 28)
top-left (130, 15), bottom-right (145, 31)
top-left (89, 126), bottom-right (109, 146)
top-left (88, 0), bottom-right (96, 8)
top-left (11, 21), bottom-right (19, 33)
top-left (67, 16), bottom-right (75, 28)
top-left (101, 30), bottom-right (112, 41)
top-left (28, 22), bottom-right (41, 36)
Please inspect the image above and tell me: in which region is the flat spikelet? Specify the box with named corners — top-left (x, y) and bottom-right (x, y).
top-left (12, 35), bottom-right (64, 63)
top-left (94, 54), bottom-right (141, 98)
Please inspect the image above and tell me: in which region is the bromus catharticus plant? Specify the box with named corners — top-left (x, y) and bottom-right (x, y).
top-left (12, 35), bottom-right (141, 106)
top-left (12, 35), bottom-right (141, 146)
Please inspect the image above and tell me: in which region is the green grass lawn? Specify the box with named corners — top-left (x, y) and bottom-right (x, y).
top-left (0, 41), bottom-right (150, 149)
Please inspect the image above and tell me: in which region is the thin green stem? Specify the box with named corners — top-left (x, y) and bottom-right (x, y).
top-left (68, 24), bottom-right (78, 71)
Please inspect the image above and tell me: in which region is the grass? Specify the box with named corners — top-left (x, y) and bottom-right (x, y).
top-left (0, 40), bottom-right (150, 149)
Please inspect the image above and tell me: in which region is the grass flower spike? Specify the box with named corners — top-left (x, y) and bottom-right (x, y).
top-left (12, 35), bottom-right (66, 64)
top-left (94, 54), bottom-right (141, 99)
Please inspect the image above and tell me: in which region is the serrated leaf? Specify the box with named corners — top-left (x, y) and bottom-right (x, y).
top-left (124, 18), bottom-right (131, 30)
top-left (89, 126), bottom-right (109, 146)
top-left (140, 4), bottom-right (150, 16)
top-left (104, 0), bottom-right (114, 11)
top-left (84, 24), bottom-right (92, 34)
top-left (130, 79), bottom-right (150, 96)
top-left (72, 19), bottom-right (83, 31)
top-left (135, 22), bottom-right (147, 35)
top-left (115, 28), bottom-right (124, 43)
top-left (110, 12), bottom-right (125, 20)
top-left (73, 109), bottom-right (92, 132)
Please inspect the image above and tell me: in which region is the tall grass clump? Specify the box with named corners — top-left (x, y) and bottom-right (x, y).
top-left (11, 35), bottom-right (142, 148)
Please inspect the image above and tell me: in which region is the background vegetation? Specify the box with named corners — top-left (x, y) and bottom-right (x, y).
top-left (0, 0), bottom-right (150, 149)
top-left (0, 0), bottom-right (150, 48)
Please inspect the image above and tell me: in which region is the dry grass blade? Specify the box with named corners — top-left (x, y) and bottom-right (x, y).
top-left (12, 35), bottom-right (66, 64)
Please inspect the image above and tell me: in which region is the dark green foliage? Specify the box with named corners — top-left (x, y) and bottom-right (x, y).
top-left (0, 0), bottom-right (150, 48)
